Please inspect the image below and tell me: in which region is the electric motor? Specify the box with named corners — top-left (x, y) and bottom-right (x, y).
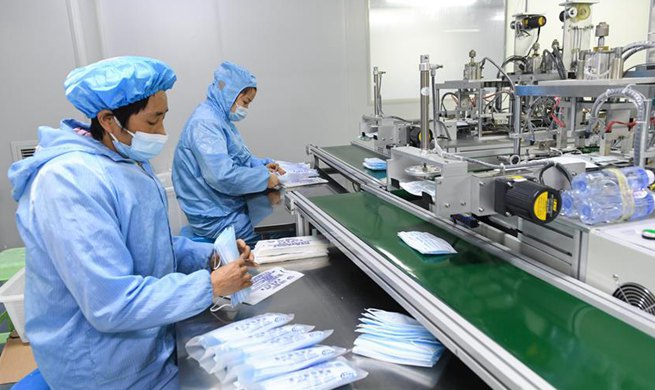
top-left (494, 177), bottom-right (561, 224)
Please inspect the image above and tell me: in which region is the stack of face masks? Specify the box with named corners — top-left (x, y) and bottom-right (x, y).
top-left (397, 231), bottom-right (457, 255)
top-left (212, 226), bottom-right (250, 311)
top-left (276, 161), bottom-right (328, 188)
top-left (185, 313), bottom-right (367, 389)
top-left (352, 308), bottom-right (444, 367)
top-left (253, 236), bottom-right (330, 264)
top-left (363, 157), bottom-right (387, 171)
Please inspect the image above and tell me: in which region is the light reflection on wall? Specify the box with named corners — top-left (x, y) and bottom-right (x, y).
top-left (369, 0), bottom-right (506, 101)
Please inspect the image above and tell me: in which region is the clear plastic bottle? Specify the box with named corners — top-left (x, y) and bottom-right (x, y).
top-left (579, 190), bottom-right (655, 225)
top-left (571, 167), bottom-right (655, 196)
top-left (560, 190), bottom-right (580, 217)
top-left (630, 190), bottom-right (655, 221)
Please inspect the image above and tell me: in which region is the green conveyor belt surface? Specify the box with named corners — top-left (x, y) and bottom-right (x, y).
top-left (322, 145), bottom-right (387, 180)
top-left (311, 191), bottom-right (655, 390)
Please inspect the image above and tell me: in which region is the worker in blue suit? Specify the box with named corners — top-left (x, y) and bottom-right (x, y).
top-left (8, 56), bottom-right (256, 390)
top-left (172, 62), bottom-right (284, 245)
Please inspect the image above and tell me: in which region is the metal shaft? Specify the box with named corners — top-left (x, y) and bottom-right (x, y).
top-left (373, 67), bottom-right (380, 117)
top-left (512, 95), bottom-right (521, 155)
top-left (566, 98), bottom-right (577, 149)
top-left (639, 98), bottom-right (652, 167)
top-left (420, 55), bottom-right (430, 151)
top-left (431, 69), bottom-right (439, 140)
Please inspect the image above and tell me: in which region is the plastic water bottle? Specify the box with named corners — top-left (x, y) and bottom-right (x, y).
top-left (560, 190), bottom-right (579, 217)
top-left (571, 167), bottom-right (655, 196)
top-left (630, 190), bottom-right (655, 221)
top-left (578, 190), bottom-right (655, 225)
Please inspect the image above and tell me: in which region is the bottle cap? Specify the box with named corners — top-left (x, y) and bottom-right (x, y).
top-left (642, 229), bottom-right (655, 240)
top-left (646, 169), bottom-right (655, 185)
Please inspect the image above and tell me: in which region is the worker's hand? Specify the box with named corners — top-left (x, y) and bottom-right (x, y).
top-left (210, 240), bottom-right (258, 296)
top-left (267, 190), bottom-right (282, 205)
top-left (210, 258), bottom-right (251, 297)
top-left (267, 163), bottom-right (286, 175)
top-left (236, 239), bottom-right (258, 267)
top-left (267, 173), bottom-right (280, 189)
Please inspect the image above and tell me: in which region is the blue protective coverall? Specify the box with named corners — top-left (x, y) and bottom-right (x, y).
top-left (8, 119), bottom-right (214, 389)
top-left (172, 62), bottom-right (272, 244)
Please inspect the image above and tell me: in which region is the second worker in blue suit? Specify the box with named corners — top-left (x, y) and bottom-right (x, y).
top-left (173, 62), bottom-right (284, 244)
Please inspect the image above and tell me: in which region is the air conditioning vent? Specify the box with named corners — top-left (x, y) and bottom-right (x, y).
top-left (613, 283), bottom-right (655, 316)
top-left (10, 141), bottom-right (38, 162)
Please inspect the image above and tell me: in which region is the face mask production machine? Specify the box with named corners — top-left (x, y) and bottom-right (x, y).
top-left (287, 3), bottom-right (655, 388)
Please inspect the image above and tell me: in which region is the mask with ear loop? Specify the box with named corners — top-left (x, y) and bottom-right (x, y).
top-left (109, 117), bottom-right (168, 162)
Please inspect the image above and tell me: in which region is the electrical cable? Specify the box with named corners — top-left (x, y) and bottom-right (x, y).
top-left (481, 57), bottom-right (516, 91)
top-left (538, 161), bottom-right (573, 186)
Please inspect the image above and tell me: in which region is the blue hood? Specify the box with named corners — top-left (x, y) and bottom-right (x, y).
top-left (8, 119), bottom-right (129, 201)
top-left (206, 61), bottom-right (257, 119)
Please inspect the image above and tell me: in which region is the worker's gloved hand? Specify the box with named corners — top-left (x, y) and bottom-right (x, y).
top-left (266, 162), bottom-right (286, 175)
top-left (267, 173), bottom-right (280, 189)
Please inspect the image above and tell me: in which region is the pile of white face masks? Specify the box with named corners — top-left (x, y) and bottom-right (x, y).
top-left (397, 231), bottom-right (457, 255)
top-left (212, 226), bottom-right (250, 311)
top-left (276, 161), bottom-right (328, 188)
top-left (185, 313), bottom-right (368, 389)
top-left (253, 236), bottom-right (330, 264)
top-left (352, 308), bottom-right (445, 367)
top-left (362, 157), bottom-right (387, 171)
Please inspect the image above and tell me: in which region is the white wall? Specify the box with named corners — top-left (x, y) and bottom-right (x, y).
top-left (93, 0), bottom-right (368, 173)
top-left (0, 0), bottom-right (81, 249)
top-left (0, 0), bottom-right (370, 249)
top-left (370, 1), bottom-right (506, 100)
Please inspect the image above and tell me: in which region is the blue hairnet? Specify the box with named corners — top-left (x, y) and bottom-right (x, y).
top-left (64, 56), bottom-right (177, 118)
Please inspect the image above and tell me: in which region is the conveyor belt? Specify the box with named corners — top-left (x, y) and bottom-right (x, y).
top-left (310, 191), bottom-right (655, 390)
top-left (321, 145), bottom-right (387, 180)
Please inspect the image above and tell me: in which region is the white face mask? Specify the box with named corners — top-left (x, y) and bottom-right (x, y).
top-left (184, 313), bottom-right (294, 360)
top-left (196, 324), bottom-right (314, 372)
top-left (110, 119), bottom-right (168, 161)
top-left (208, 329), bottom-right (334, 374)
top-left (254, 357), bottom-right (368, 390)
top-left (232, 345), bottom-right (347, 386)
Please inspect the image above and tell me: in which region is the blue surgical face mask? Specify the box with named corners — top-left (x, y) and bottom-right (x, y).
top-left (229, 105), bottom-right (248, 121)
top-left (210, 226), bottom-right (251, 312)
top-left (110, 120), bottom-right (168, 162)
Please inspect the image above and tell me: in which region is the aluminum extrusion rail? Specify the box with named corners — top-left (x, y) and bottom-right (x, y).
top-left (306, 144), bottom-right (386, 189)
